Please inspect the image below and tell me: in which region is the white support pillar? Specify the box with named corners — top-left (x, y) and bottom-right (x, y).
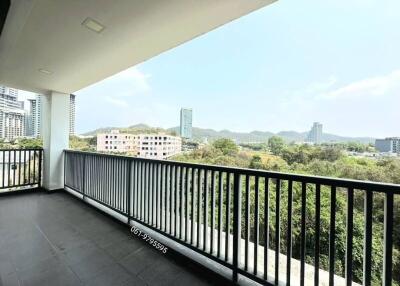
top-left (42, 92), bottom-right (70, 191)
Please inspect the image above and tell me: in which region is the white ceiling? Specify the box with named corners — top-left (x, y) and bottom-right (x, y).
top-left (0, 0), bottom-right (276, 95)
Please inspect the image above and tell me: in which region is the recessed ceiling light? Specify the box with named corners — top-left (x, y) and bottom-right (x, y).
top-left (82, 17), bottom-right (105, 33)
top-left (38, 68), bottom-right (52, 75)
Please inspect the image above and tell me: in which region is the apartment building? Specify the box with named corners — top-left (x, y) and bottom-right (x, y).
top-left (97, 130), bottom-right (136, 153)
top-left (375, 137), bottom-right (400, 154)
top-left (0, 86), bottom-right (26, 140)
top-left (133, 134), bottom-right (182, 159)
top-left (97, 130), bottom-right (182, 159)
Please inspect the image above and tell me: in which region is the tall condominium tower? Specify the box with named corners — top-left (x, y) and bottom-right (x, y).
top-left (27, 94), bottom-right (75, 137)
top-left (306, 122), bottom-right (323, 144)
top-left (0, 86), bottom-right (26, 140)
top-left (180, 108), bottom-right (192, 139)
top-left (70, 94), bottom-right (76, 135)
top-left (26, 95), bottom-right (43, 137)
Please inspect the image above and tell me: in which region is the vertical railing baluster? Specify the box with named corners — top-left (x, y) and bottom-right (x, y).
top-left (275, 179), bottom-right (281, 285)
top-left (169, 165), bottom-right (173, 235)
top-left (225, 172), bottom-right (231, 262)
top-left (175, 165), bottom-right (179, 236)
top-left (156, 163), bottom-right (160, 228)
top-left (315, 184), bottom-right (321, 286)
top-left (18, 149), bottom-right (21, 186)
top-left (264, 177), bottom-right (270, 281)
top-left (346, 188), bottom-right (354, 286)
top-left (383, 192), bottom-right (393, 286)
top-left (191, 168), bottom-right (195, 245)
top-left (363, 191), bottom-right (372, 286)
top-left (245, 174), bottom-right (250, 271)
top-left (218, 171), bottom-right (223, 258)
top-left (210, 170), bottom-right (216, 254)
top-left (203, 169), bottom-right (209, 251)
top-left (329, 185), bottom-right (337, 286)
top-left (180, 166), bottom-right (184, 239)
top-left (254, 176), bottom-right (260, 276)
top-left (286, 180), bottom-right (293, 285)
top-left (300, 182), bottom-right (306, 286)
top-left (82, 154), bottom-right (86, 198)
top-left (197, 169), bottom-right (202, 248)
top-left (13, 149), bottom-right (17, 186)
top-left (232, 173), bottom-right (241, 283)
top-left (127, 159), bottom-right (132, 222)
top-left (185, 167), bottom-right (190, 242)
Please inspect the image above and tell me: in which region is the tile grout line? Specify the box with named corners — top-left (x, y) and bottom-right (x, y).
top-left (32, 222), bottom-right (85, 285)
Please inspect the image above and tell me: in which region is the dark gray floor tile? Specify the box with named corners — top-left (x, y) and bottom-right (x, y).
top-left (84, 263), bottom-right (133, 286)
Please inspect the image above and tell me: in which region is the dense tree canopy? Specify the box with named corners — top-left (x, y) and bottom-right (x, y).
top-left (172, 137), bottom-right (400, 285)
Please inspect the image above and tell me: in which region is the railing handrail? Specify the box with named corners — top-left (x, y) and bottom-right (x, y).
top-left (64, 149), bottom-right (400, 194)
top-left (0, 147), bottom-right (43, 151)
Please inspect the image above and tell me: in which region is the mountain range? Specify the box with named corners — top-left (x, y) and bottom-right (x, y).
top-left (83, 124), bottom-right (375, 144)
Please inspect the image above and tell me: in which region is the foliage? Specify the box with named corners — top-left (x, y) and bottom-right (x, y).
top-left (267, 136), bottom-right (285, 155)
top-left (171, 138), bottom-right (400, 285)
top-left (212, 138), bottom-right (239, 156)
top-left (0, 138), bottom-right (43, 149)
top-left (69, 135), bottom-right (96, 151)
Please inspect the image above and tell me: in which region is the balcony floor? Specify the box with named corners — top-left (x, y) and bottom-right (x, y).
top-left (0, 191), bottom-right (216, 286)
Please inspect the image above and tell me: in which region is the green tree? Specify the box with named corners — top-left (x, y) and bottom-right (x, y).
top-left (267, 136), bottom-right (285, 155)
top-left (212, 138), bottom-right (238, 156)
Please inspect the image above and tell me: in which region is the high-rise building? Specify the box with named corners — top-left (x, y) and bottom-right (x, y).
top-left (26, 94), bottom-right (75, 138)
top-left (180, 108), bottom-right (192, 139)
top-left (70, 94), bottom-right (76, 135)
top-left (306, 122), bottom-right (323, 144)
top-left (375, 137), bottom-right (400, 154)
top-left (26, 95), bottom-right (43, 137)
top-left (0, 86), bottom-right (26, 140)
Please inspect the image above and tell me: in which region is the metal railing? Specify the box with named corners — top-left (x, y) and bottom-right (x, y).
top-left (64, 150), bottom-right (400, 286)
top-left (0, 148), bottom-right (42, 192)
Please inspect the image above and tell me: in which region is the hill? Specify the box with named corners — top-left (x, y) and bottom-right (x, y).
top-left (83, 124), bottom-right (375, 144)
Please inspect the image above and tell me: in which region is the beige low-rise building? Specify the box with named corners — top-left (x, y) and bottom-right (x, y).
top-left (133, 134), bottom-right (181, 159)
top-left (97, 130), bottom-right (136, 153)
top-left (97, 130), bottom-right (181, 159)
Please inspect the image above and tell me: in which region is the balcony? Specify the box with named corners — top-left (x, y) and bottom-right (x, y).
top-left (0, 1), bottom-right (399, 285)
top-left (0, 149), bottom-right (399, 285)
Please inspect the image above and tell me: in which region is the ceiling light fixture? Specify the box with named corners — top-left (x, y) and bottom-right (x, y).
top-left (82, 17), bottom-right (105, 33)
top-left (38, 68), bottom-right (52, 75)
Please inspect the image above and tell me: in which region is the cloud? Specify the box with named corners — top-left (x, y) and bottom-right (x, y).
top-left (324, 70), bottom-right (400, 98)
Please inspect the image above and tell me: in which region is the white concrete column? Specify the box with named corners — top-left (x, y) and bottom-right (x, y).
top-left (42, 92), bottom-right (70, 190)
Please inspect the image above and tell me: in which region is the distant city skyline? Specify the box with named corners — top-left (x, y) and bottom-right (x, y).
top-left (20, 0), bottom-right (400, 138)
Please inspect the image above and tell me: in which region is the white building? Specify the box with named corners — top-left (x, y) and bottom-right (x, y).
top-left (0, 86), bottom-right (26, 140)
top-left (97, 130), bottom-right (182, 159)
top-left (134, 134), bottom-right (182, 159)
top-left (97, 130), bottom-right (136, 153)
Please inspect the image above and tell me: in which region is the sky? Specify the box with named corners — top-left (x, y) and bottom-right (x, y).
top-left (67, 0), bottom-right (400, 137)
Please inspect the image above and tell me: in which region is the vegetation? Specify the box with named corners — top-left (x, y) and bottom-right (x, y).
top-left (69, 135), bottom-right (96, 151)
top-left (0, 138), bottom-right (42, 149)
top-left (172, 138), bottom-right (400, 285)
